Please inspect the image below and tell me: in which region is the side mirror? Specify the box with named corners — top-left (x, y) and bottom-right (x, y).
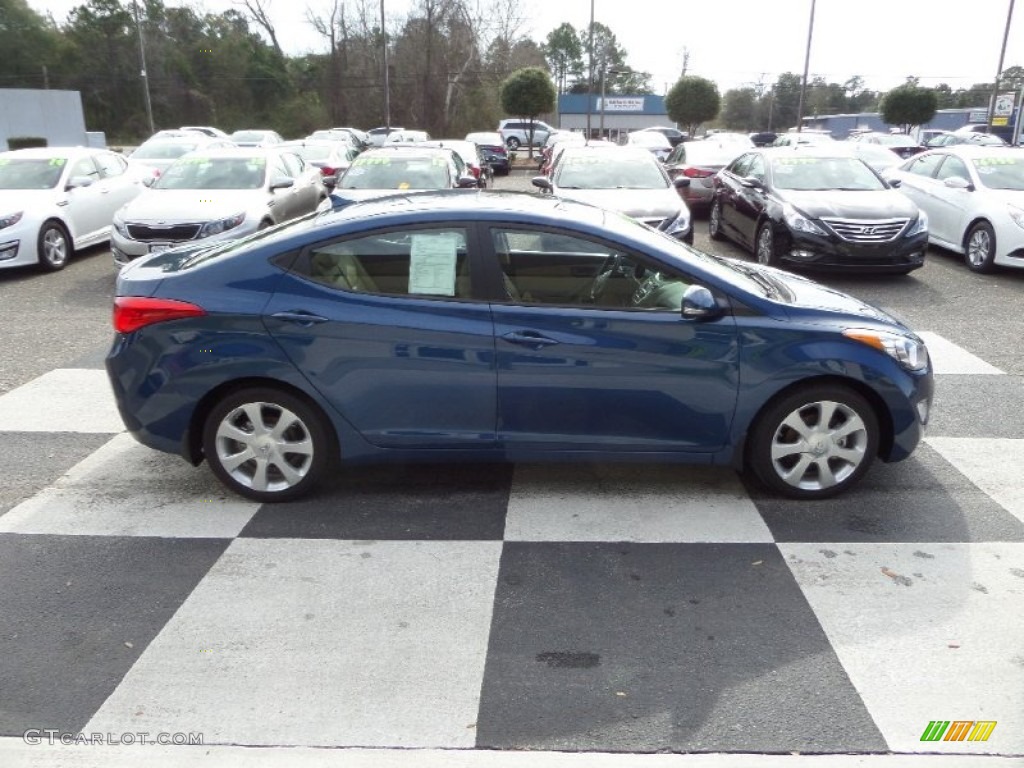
top-left (142, 176), bottom-right (156, 187)
top-left (66, 176), bottom-right (94, 190)
top-left (681, 284), bottom-right (722, 321)
top-left (531, 176), bottom-right (552, 191)
top-left (887, 178), bottom-right (902, 189)
top-left (270, 176), bottom-right (294, 190)
top-left (740, 176), bottom-right (763, 190)
top-left (673, 176), bottom-right (691, 189)
top-left (943, 176), bottom-right (972, 190)
top-left (456, 175), bottom-right (479, 188)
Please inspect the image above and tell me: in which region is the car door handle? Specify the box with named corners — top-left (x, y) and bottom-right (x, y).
top-left (270, 310), bottom-right (329, 326)
top-left (501, 331), bottom-right (560, 348)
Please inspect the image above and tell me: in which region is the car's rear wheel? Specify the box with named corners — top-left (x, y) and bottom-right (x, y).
top-left (506, 137), bottom-right (520, 151)
top-left (747, 385), bottom-right (879, 500)
top-left (202, 387), bottom-right (332, 502)
top-left (964, 221), bottom-right (996, 273)
top-left (709, 200), bottom-right (725, 241)
top-left (37, 220), bottom-right (71, 272)
top-left (755, 222), bottom-right (778, 266)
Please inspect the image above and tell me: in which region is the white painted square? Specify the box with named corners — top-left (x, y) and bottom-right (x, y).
top-left (0, 433), bottom-right (257, 538)
top-left (917, 332), bottom-right (1004, 375)
top-left (86, 538), bottom-right (503, 748)
top-left (926, 437), bottom-right (1024, 526)
top-left (0, 368), bottom-right (124, 433)
top-left (781, 542), bottom-right (1024, 754)
top-left (504, 464), bottom-right (772, 543)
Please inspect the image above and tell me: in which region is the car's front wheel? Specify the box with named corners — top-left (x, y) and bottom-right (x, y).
top-left (755, 222), bottom-right (778, 266)
top-left (709, 200), bottom-right (725, 241)
top-left (964, 221), bottom-right (996, 273)
top-left (747, 385), bottom-right (879, 499)
top-left (37, 220), bottom-right (72, 272)
top-left (506, 137), bottom-right (520, 151)
top-left (202, 387), bottom-right (332, 502)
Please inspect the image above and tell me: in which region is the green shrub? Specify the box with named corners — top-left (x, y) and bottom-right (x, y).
top-left (7, 136), bottom-right (48, 150)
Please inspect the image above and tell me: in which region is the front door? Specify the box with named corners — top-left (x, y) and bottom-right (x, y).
top-left (486, 225), bottom-right (740, 453)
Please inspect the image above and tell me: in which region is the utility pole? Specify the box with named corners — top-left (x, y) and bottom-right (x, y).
top-left (795, 0), bottom-right (816, 133)
top-left (381, 0), bottom-right (391, 130)
top-left (586, 0), bottom-right (595, 138)
top-left (132, 0), bottom-right (155, 135)
top-left (986, 0), bottom-right (1016, 132)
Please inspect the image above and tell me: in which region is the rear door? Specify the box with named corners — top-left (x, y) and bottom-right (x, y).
top-left (263, 223), bottom-right (498, 448)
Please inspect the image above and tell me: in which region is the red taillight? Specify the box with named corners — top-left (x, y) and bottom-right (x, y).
top-left (319, 166), bottom-right (336, 176)
top-left (114, 297), bottom-right (207, 334)
top-left (683, 167), bottom-right (714, 178)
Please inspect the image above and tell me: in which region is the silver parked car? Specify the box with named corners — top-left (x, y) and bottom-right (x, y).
top-left (111, 147), bottom-right (326, 267)
top-left (532, 146), bottom-right (693, 243)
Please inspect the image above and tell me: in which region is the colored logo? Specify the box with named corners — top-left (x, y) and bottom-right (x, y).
top-left (920, 720), bottom-right (997, 742)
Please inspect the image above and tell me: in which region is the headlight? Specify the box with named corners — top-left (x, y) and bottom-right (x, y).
top-left (198, 213), bottom-right (245, 238)
top-left (660, 207), bottom-right (691, 237)
top-left (843, 328), bottom-right (929, 372)
top-left (112, 214), bottom-right (128, 238)
top-left (1008, 204), bottom-right (1024, 230)
top-left (907, 209), bottom-right (928, 235)
top-left (782, 203), bottom-right (827, 236)
top-left (0, 211), bottom-right (24, 230)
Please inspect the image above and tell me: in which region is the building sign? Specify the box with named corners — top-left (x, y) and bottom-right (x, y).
top-left (596, 97), bottom-right (645, 112)
top-left (968, 109), bottom-right (989, 123)
top-left (994, 93), bottom-right (1015, 117)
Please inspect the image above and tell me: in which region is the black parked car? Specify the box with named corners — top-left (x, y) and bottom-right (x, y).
top-left (709, 147), bottom-right (929, 274)
top-left (749, 131), bottom-right (778, 147)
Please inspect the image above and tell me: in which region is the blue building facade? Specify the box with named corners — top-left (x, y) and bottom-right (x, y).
top-left (556, 93), bottom-right (672, 139)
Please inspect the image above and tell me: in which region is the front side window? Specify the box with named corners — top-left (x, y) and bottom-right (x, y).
top-left (905, 153), bottom-right (944, 178)
top-left (491, 227), bottom-right (691, 311)
top-left (299, 227), bottom-right (471, 299)
top-left (95, 152), bottom-right (128, 178)
top-left (729, 153), bottom-right (754, 177)
top-left (935, 156), bottom-right (969, 182)
top-left (68, 157), bottom-right (100, 181)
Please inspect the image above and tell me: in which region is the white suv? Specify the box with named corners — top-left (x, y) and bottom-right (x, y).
top-left (498, 119), bottom-right (554, 150)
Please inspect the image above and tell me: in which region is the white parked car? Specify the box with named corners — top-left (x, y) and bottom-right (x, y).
top-left (129, 135), bottom-right (235, 177)
top-left (626, 130), bottom-right (673, 162)
top-left (532, 145), bottom-right (693, 243)
top-left (884, 145), bottom-right (1024, 273)
top-left (111, 147), bottom-right (326, 267)
top-left (0, 147), bottom-right (148, 272)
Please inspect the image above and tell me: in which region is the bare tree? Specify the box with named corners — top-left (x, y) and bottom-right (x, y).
top-left (236, 0), bottom-right (282, 56)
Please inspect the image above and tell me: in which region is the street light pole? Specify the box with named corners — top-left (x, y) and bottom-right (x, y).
top-left (795, 0), bottom-right (816, 134)
top-left (986, 0), bottom-right (1016, 131)
top-left (586, 0), bottom-right (595, 138)
top-left (132, 0), bottom-right (155, 135)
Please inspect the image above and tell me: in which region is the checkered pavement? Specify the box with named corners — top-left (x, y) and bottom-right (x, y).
top-left (0, 331), bottom-right (1022, 767)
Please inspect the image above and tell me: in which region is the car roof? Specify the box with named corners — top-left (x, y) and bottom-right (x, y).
top-left (0, 147), bottom-right (94, 160)
top-left (922, 144), bottom-right (1018, 157)
top-left (177, 147), bottom-right (282, 159)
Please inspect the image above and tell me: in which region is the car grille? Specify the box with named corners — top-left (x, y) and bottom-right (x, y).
top-left (126, 223), bottom-right (201, 242)
top-left (821, 218), bottom-right (909, 243)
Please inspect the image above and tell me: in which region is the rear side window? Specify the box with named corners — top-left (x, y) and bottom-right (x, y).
top-left (296, 227), bottom-right (472, 299)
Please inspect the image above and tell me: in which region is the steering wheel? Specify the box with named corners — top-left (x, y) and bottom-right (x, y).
top-left (587, 253), bottom-right (623, 302)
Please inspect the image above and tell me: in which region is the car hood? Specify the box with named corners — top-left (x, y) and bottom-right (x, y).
top-left (781, 189), bottom-right (919, 220)
top-left (122, 189), bottom-right (266, 221)
top-left (747, 262), bottom-right (909, 329)
top-left (0, 189), bottom-right (58, 214)
top-left (553, 188), bottom-right (683, 219)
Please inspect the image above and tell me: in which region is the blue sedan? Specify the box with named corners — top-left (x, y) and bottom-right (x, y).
top-left (106, 191), bottom-right (933, 502)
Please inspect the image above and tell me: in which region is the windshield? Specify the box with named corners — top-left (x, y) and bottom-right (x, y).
top-left (340, 155), bottom-right (449, 189)
top-left (0, 157), bottom-right (65, 189)
top-left (770, 156), bottom-right (884, 191)
top-left (154, 156), bottom-right (267, 190)
top-left (131, 142), bottom-right (198, 160)
top-left (555, 153), bottom-right (667, 189)
top-left (971, 157), bottom-right (1024, 190)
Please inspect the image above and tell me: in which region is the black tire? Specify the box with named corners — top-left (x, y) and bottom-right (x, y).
top-left (746, 384), bottom-right (879, 500)
top-left (506, 137), bottom-right (520, 151)
top-left (258, 219), bottom-right (274, 231)
top-left (709, 200), bottom-right (725, 241)
top-left (755, 221), bottom-right (778, 266)
top-left (964, 221), bottom-right (997, 273)
top-left (37, 220), bottom-right (72, 272)
top-left (202, 387), bottom-right (333, 502)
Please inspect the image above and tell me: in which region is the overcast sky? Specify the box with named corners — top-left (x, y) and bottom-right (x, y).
top-left (29, 0), bottom-right (1023, 95)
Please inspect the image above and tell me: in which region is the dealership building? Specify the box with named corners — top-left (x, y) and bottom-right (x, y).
top-left (554, 94), bottom-right (674, 142)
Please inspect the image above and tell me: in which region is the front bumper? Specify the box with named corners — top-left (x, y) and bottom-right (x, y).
top-left (778, 226), bottom-right (929, 273)
top-left (111, 219), bottom-right (260, 267)
top-left (0, 223), bottom-right (41, 269)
